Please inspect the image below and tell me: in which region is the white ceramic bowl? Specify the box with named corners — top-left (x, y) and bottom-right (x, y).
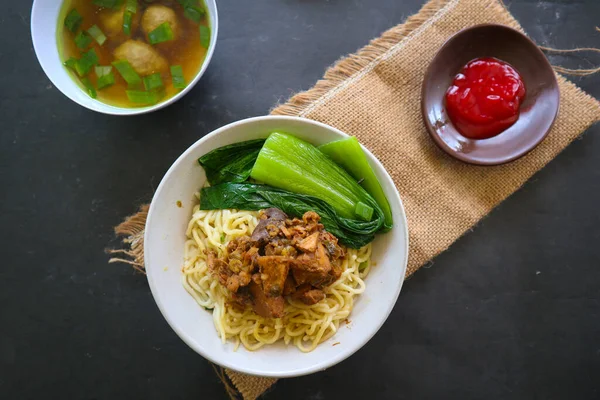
top-left (31, 0), bottom-right (218, 115)
top-left (145, 116), bottom-right (409, 377)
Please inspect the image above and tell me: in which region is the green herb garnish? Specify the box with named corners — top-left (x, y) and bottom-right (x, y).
top-left (123, 11), bottom-right (134, 36)
top-left (64, 9), bottom-right (83, 33)
top-left (63, 57), bottom-right (78, 71)
top-left (97, 73), bottom-right (115, 90)
top-left (359, 261), bottom-right (369, 271)
top-left (184, 5), bottom-right (205, 23)
top-left (87, 25), bottom-right (107, 45)
top-left (125, 0), bottom-right (137, 13)
top-left (126, 89), bottom-right (163, 105)
top-left (170, 65), bottom-right (186, 89)
top-left (81, 77), bottom-right (97, 99)
top-left (143, 73), bottom-right (164, 91)
top-left (74, 49), bottom-right (99, 76)
top-left (95, 65), bottom-right (112, 77)
top-left (112, 60), bottom-right (141, 86)
top-left (74, 31), bottom-right (92, 50)
top-left (95, 66), bottom-right (115, 90)
top-left (177, 0), bottom-right (198, 7)
top-left (148, 22), bottom-right (174, 45)
top-left (199, 25), bottom-right (210, 48)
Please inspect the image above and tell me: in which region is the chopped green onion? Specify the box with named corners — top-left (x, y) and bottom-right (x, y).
top-left (354, 201), bottom-right (374, 221)
top-left (184, 5), bottom-right (205, 23)
top-left (125, 0), bottom-right (137, 13)
top-left (177, 0), bottom-right (199, 7)
top-left (63, 57), bottom-right (78, 71)
top-left (220, 233), bottom-right (226, 243)
top-left (143, 73), bottom-right (164, 91)
top-left (81, 77), bottom-right (97, 99)
top-left (148, 22), bottom-right (174, 44)
top-left (199, 25), bottom-right (210, 48)
top-left (126, 89), bottom-right (162, 105)
top-left (74, 49), bottom-right (99, 76)
top-left (92, 0), bottom-right (123, 9)
top-left (64, 9), bottom-right (83, 33)
top-left (87, 25), bottom-right (107, 45)
top-left (170, 65), bottom-right (186, 89)
top-left (95, 65), bottom-right (112, 77)
top-left (123, 11), bottom-right (133, 35)
top-left (97, 72), bottom-right (116, 90)
top-left (359, 261), bottom-right (369, 271)
top-left (95, 65), bottom-right (115, 89)
top-left (112, 60), bottom-right (142, 86)
top-left (74, 31), bottom-right (92, 49)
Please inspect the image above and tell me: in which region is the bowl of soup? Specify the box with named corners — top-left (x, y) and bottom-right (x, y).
top-left (31, 0), bottom-right (218, 115)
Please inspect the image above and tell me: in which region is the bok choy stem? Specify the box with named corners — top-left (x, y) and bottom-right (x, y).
top-left (319, 136), bottom-right (393, 230)
top-left (250, 132), bottom-right (384, 226)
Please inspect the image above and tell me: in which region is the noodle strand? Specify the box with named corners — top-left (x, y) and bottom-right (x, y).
top-left (182, 206), bottom-right (372, 352)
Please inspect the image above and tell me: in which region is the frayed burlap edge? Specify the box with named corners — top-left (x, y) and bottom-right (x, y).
top-left (107, 0), bottom-right (600, 398)
top-left (107, 204), bottom-right (148, 274)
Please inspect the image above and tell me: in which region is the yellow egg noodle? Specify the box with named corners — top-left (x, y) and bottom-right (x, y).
top-left (182, 205), bottom-right (372, 352)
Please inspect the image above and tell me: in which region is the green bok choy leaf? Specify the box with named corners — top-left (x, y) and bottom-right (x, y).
top-left (250, 132), bottom-right (384, 227)
top-left (200, 183), bottom-right (378, 248)
top-left (198, 139), bottom-right (266, 185)
top-left (318, 136), bottom-right (393, 230)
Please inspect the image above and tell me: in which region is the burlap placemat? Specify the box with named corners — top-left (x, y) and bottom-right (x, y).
top-left (109, 0), bottom-right (600, 398)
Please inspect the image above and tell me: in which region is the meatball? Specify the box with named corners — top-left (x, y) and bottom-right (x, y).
top-left (114, 40), bottom-right (168, 76)
top-left (141, 5), bottom-right (180, 40)
top-left (99, 7), bottom-right (140, 38)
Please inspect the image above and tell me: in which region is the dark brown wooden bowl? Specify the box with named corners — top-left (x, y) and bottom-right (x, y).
top-left (421, 24), bottom-right (560, 165)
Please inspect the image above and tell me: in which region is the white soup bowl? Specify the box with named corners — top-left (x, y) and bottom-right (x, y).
top-left (145, 116), bottom-right (409, 377)
top-left (31, 0), bottom-right (218, 115)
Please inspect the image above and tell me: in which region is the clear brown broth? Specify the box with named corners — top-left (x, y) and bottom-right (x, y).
top-left (58, 0), bottom-right (210, 108)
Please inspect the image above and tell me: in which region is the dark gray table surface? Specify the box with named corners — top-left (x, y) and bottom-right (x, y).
top-left (3, 0), bottom-right (600, 399)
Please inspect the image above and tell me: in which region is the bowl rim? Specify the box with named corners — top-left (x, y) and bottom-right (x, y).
top-left (420, 23), bottom-right (560, 166)
top-left (30, 0), bottom-right (219, 116)
top-left (144, 115), bottom-right (410, 377)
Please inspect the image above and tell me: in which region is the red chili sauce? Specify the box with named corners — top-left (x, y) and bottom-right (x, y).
top-left (445, 57), bottom-right (526, 140)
